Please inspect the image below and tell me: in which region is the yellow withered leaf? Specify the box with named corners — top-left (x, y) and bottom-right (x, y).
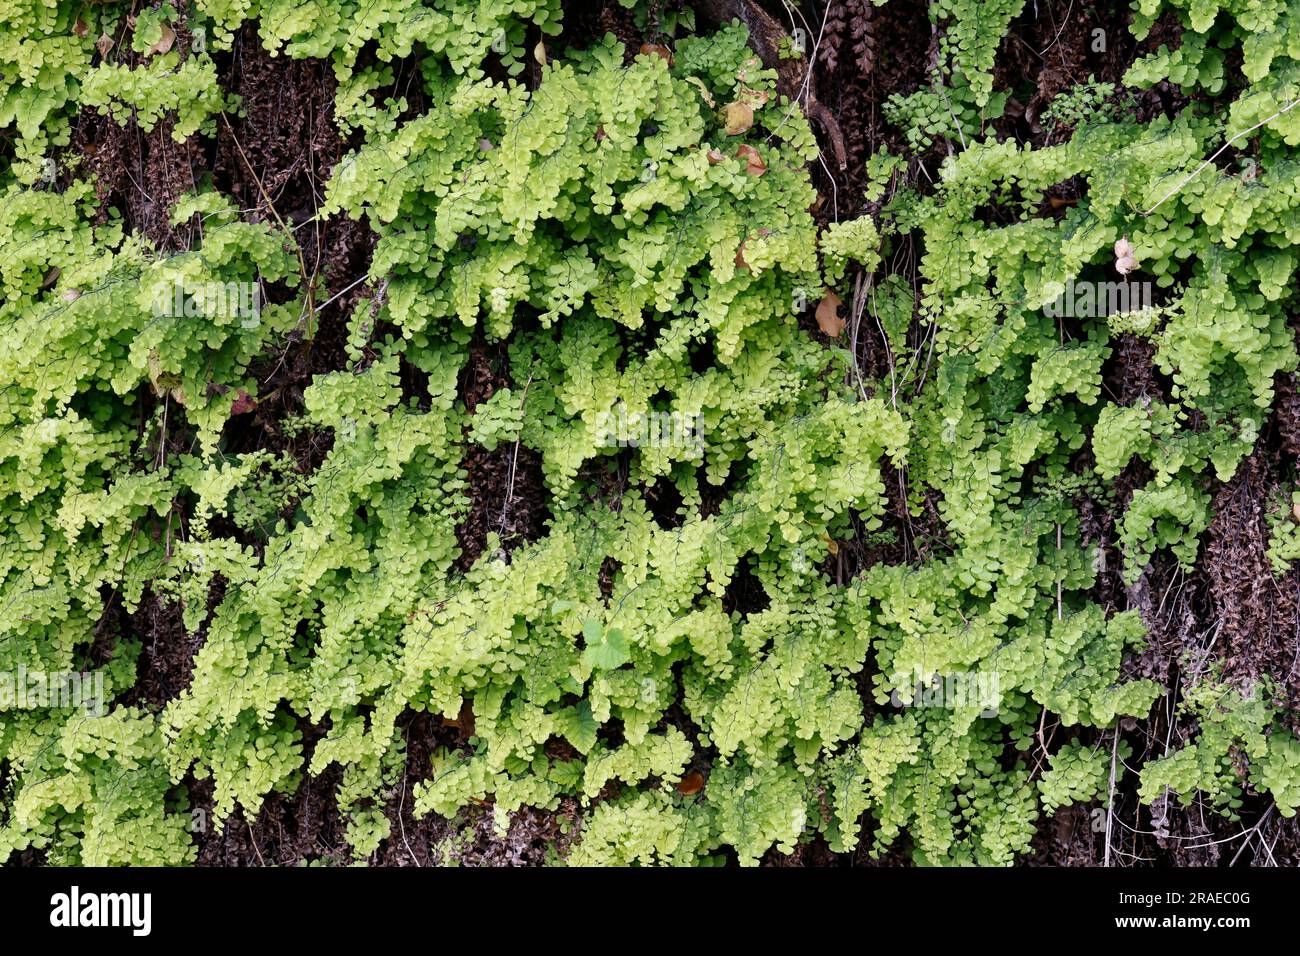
top-left (723, 101), bottom-right (754, 135)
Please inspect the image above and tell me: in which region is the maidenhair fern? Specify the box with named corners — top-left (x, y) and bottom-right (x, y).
top-left (5, 1), bottom-right (1300, 869)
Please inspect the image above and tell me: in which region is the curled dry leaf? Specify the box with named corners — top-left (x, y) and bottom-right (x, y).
top-left (723, 101), bottom-right (754, 135)
top-left (735, 144), bottom-right (766, 176)
top-left (706, 147), bottom-right (725, 164)
top-left (1292, 500), bottom-right (1300, 524)
top-left (73, 17), bottom-right (89, 38)
top-left (147, 350), bottom-right (176, 397)
top-left (735, 239), bottom-right (750, 271)
top-left (148, 23), bottom-right (176, 57)
top-left (96, 33), bottom-right (114, 58)
top-left (735, 228), bottom-right (775, 271)
top-left (684, 75), bottom-right (715, 107)
top-left (639, 43), bottom-right (673, 65)
top-left (61, 288), bottom-right (82, 303)
top-left (41, 266), bottom-right (60, 289)
top-left (676, 771), bottom-right (705, 796)
top-left (229, 389), bottom-right (257, 415)
top-left (595, 124), bottom-right (607, 143)
top-left (1114, 236), bottom-right (1139, 275)
top-left (533, 40), bottom-right (548, 66)
top-left (146, 350), bottom-right (189, 405)
top-left (816, 290), bottom-right (845, 337)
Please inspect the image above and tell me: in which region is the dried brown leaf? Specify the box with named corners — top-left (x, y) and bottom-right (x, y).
top-left (230, 388), bottom-right (257, 415)
top-left (148, 23), bottom-right (176, 57)
top-left (735, 239), bottom-right (749, 271)
top-left (639, 43), bottom-right (673, 66)
top-left (735, 144), bottom-right (766, 176)
top-left (816, 291), bottom-right (845, 336)
top-left (676, 771), bottom-right (705, 796)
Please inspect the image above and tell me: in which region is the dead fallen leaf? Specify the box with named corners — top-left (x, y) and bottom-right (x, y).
top-left (735, 144), bottom-right (766, 176)
top-left (735, 239), bottom-right (749, 271)
top-left (146, 350), bottom-right (183, 402)
top-left (96, 33), bottom-right (114, 58)
top-left (73, 17), bottom-right (89, 38)
top-left (676, 771), bottom-right (705, 796)
top-left (534, 40), bottom-right (548, 66)
top-left (61, 288), bottom-right (82, 303)
top-left (1292, 500), bottom-right (1300, 523)
top-left (230, 389), bottom-right (257, 415)
top-left (684, 76), bottom-right (715, 107)
top-left (41, 266), bottom-right (60, 289)
top-left (1114, 236), bottom-right (1139, 275)
top-left (723, 101), bottom-right (754, 135)
top-left (816, 291), bottom-right (845, 336)
top-left (148, 23), bottom-right (176, 57)
top-left (706, 147), bottom-right (725, 164)
top-left (639, 43), bottom-right (673, 65)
